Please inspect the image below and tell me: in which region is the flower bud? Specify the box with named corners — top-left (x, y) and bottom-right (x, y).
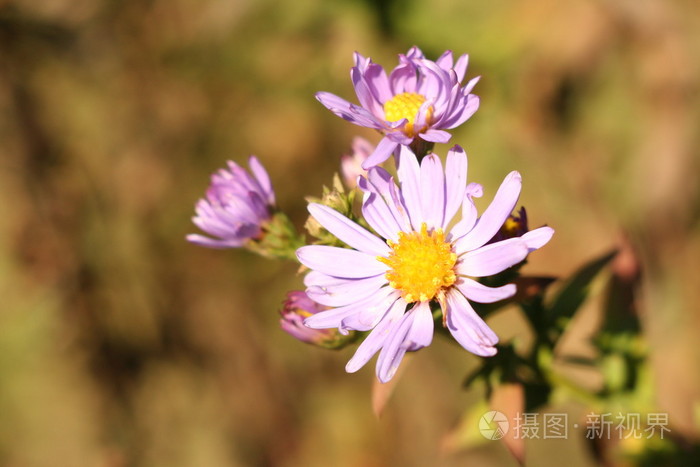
top-left (280, 291), bottom-right (356, 349)
top-left (304, 174), bottom-right (357, 247)
top-left (488, 207), bottom-right (529, 244)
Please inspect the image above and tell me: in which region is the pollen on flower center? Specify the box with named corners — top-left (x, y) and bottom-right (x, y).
top-left (383, 92), bottom-right (434, 136)
top-left (378, 223), bottom-right (457, 303)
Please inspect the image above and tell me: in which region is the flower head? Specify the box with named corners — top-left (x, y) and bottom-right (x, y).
top-left (296, 146), bottom-right (553, 382)
top-left (316, 47), bottom-right (480, 168)
top-left (187, 156), bottom-right (275, 248)
top-left (280, 291), bottom-right (353, 347)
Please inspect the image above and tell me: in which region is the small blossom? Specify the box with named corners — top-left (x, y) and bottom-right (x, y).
top-left (280, 291), bottom-right (355, 348)
top-left (296, 146), bottom-right (554, 382)
top-left (340, 137), bottom-right (373, 188)
top-left (316, 47), bottom-right (480, 168)
top-left (187, 156), bottom-right (275, 248)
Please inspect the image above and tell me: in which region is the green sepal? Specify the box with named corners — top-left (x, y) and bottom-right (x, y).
top-left (246, 211), bottom-right (305, 261)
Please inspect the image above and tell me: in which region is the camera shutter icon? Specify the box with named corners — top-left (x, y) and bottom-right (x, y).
top-left (479, 411), bottom-right (509, 440)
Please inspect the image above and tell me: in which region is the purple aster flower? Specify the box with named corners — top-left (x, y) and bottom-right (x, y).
top-left (316, 47), bottom-right (480, 168)
top-left (296, 146), bottom-right (554, 382)
top-left (187, 156), bottom-right (275, 248)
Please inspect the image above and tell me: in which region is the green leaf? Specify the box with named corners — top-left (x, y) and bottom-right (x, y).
top-left (546, 249), bottom-right (617, 338)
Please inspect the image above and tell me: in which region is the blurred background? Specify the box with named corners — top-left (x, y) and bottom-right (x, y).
top-left (0, 0), bottom-right (698, 466)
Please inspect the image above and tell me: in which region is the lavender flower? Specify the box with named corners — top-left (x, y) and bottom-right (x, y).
top-left (187, 156), bottom-right (275, 248)
top-left (316, 47), bottom-right (480, 168)
top-left (296, 146), bottom-right (553, 382)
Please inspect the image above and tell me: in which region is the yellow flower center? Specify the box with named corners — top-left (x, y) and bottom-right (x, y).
top-left (295, 310), bottom-right (313, 319)
top-left (383, 92), bottom-right (434, 136)
top-left (502, 217), bottom-right (520, 235)
top-left (378, 223), bottom-right (457, 303)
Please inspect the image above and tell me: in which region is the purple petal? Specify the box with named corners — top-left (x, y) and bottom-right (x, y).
top-left (303, 271), bottom-right (345, 288)
top-left (191, 214), bottom-right (256, 241)
top-left (364, 168), bottom-right (412, 230)
top-left (308, 203), bottom-right (389, 256)
top-left (522, 226), bottom-right (554, 251)
top-left (365, 166), bottom-right (395, 194)
top-left (384, 129), bottom-right (414, 145)
top-left (443, 145), bottom-right (467, 228)
top-left (395, 146), bottom-right (423, 228)
top-left (314, 91), bottom-right (356, 113)
top-left (445, 289), bottom-right (498, 356)
top-left (358, 168), bottom-right (411, 238)
top-left (405, 46), bottom-right (424, 60)
top-left (191, 197), bottom-right (263, 239)
top-left (364, 63), bottom-right (393, 105)
top-left (353, 51), bottom-right (369, 70)
top-left (360, 191), bottom-right (402, 242)
top-left (315, 92), bottom-right (384, 129)
top-left (247, 156), bottom-right (275, 205)
top-left (247, 191), bottom-right (271, 220)
top-left (455, 278), bottom-right (516, 303)
top-left (443, 95), bottom-right (480, 129)
top-left (186, 233), bottom-right (245, 249)
top-left (416, 69), bottom-right (444, 103)
top-left (297, 245), bottom-right (387, 279)
top-left (304, 290), bottom-right (388, 330)
top-left (419, 154), bottom-right (445, 229)
top-left (375, 311), bottom-right (414, 382)
top-left (376, 301), bottom-right (433, 382)
top-left (389, 62), bottom-right (417, 94)
top-left (420, 129), bottom-right (452, 143)
top-left (362, 137), bottom-right (398, 169)
top-left (306, 274), bottom-right (387, 307)
top-left (403, 301), bottom-right (434, 351)
top-left (413, 99), bottom-right (434, 132)
top-left (456, 238), bottom-right (529, 277)
top-left (416, 59), bottom-right (449, 101)
top-left (432, 82), bottom-right (463, 126)
top-left (339, 288), bottom-right (400, 333)
top-left (352, 67), bottom-right (383, 118)
top-left (453, 54), bottom-right (469, 82)
top-left (449, 183), bottom-right (483, 240)
top-left (385, 176), bottom-right (414, 231)
top-left (202, 191), bottom-right (259, 225)
top-left (345, 297), bottom-right (407, 373)
top-left (454, 171), bottom-right (522, 251)
top-left (435, 50), bottom-right (454, 71)
top-left (463, 75), bottom-right (480, 94)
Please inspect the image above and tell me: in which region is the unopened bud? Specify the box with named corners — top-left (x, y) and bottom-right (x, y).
top-left (280, 291), bottom-right (356, 349)
top-left (488, 207), bottom-right (529, 244)
top-left (304, 175), bottom-right (357, 247)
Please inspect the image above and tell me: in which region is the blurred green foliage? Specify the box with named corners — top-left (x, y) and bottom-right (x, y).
top-left (1, 0), bottom-right (699, 466)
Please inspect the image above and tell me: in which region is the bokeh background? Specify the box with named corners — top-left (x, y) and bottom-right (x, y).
top-left (1, 0), bottom-right (699, 466)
